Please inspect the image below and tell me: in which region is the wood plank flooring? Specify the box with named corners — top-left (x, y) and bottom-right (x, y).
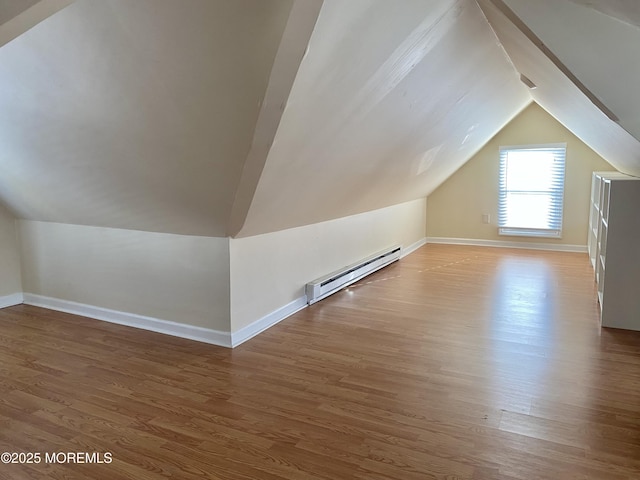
top-left (1, 244), bottom-right (640, 479)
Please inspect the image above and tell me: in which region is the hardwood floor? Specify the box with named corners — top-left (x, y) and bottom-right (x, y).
top-left (1, 244), bottom-right (640, 479)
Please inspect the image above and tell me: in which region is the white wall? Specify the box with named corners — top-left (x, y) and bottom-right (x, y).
top-left (0, 204), bottom-right (22, 299)
top-left (14, 199), bottom-right (426, 342)
top-left (229, 198), bottom-right (426, 332)
top-left (18, 221), bottom-right (230, 330)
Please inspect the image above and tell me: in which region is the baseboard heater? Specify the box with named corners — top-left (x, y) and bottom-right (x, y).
top-left (305, 245), bottom-right (402, 305)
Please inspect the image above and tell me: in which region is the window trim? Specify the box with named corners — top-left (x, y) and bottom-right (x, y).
top-left (498, 143), bottom-right (567, 239)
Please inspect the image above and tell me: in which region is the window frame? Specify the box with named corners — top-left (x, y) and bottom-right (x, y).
top-left (498, 143), bottom-right (567, 239)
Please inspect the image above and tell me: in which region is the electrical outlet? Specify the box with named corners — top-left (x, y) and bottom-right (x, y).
top-left (482, 214), bottom-right (490, 224)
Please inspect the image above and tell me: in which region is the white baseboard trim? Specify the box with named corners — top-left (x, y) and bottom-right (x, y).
top-left (231, 295), bottom-right (308, 348)
top-left (22, 293), bottom-right (232, 348)
top-left (426, 237), bottom-right (587, 253)
top-left (228, 238), bottom-right (428, 347)
top-left (0, 293), bottom-right (24, 309)
top-left (401, 237), bottom-right (427, 258)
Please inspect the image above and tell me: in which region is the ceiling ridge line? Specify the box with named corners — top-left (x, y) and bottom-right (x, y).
top-left (485, 0), bottom-right (619, 124)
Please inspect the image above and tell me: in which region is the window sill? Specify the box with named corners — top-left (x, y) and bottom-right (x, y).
top-left (498, 227), bottom-right (562, 239)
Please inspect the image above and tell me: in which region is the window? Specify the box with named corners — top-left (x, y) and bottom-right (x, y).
top-left (498, 143), bottom-right (566, 238)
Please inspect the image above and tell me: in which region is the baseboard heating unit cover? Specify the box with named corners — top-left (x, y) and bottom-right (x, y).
top-left (305, 245), bottom-right (401, 305)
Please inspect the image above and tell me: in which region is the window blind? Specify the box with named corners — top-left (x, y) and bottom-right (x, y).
top-left (498, 143), bottom-right (566, 238)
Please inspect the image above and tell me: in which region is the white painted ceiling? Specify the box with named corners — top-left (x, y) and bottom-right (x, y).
top-left (478, 0), bottom-right (640, 177)
top-left (0, 0), bottom-right (292, 236)
top-left (0, 0), bottom-right (638, 238)
top-left (567, 0), bottom-right (640, 28)
top-left (0, 0), bottom-right (40, 25)
top-left (502, 0), bottom-right (640, 142)
top-left (236, 0), bottom-right (530, 236)
top-left (0, 0), bottom-right (74, 48)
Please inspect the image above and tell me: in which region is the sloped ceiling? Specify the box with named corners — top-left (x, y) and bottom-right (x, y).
top-left (0, 0), bottom-right (293, 236)
top-left (567, 0), bottom-right (640, 28)
top-left (1, 0), bottom-right (638, 240)
top-left (0, 0), bottom-right (74, 48)
top-left (0, 0), bottom-right (41, 25)
top-left (503, 0), bottom-right (640, 142)
top-left (477, 0), bottom-right (640, 177)
top-left (235, 0), bottom-right (530, 237)
top-left (0, 0), bottom-right (532, 239)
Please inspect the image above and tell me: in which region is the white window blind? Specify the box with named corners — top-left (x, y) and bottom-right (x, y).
top-left (498, 143), bottom-right (566, 238)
